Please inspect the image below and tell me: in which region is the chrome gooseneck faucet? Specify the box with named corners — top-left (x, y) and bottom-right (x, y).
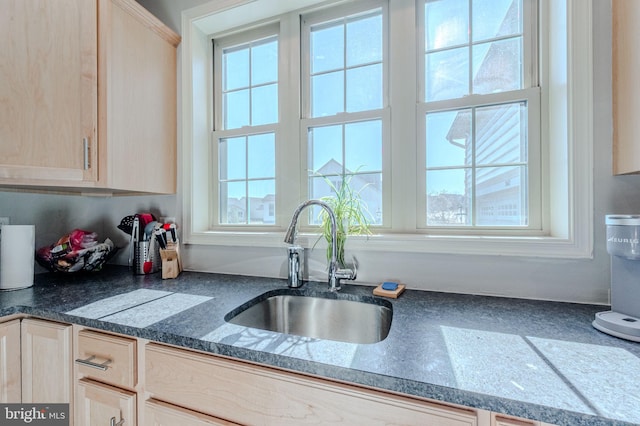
top-left (284, 199), bottom-right (356, 291)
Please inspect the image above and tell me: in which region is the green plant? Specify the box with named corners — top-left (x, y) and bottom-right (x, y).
top-left (315, 172), bottom-right (373, 265)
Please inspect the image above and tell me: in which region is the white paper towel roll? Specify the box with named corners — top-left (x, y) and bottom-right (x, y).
top-left (0, 225), bottom-right (35, 290)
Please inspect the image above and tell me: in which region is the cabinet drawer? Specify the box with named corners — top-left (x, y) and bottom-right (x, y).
top-left (146, 343), bottom-right (479, 426)
top-left (145, 399), bottom-right (240, 426)
top-left (76, 330), bottom-right (136, 389)
top-left (493, 413), bottom-right (539, 426)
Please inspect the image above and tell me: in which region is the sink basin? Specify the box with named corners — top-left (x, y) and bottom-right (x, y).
top-left (225, 290), bottom-right (392, 344)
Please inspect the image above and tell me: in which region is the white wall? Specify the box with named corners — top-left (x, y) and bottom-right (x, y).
top-left (2, 0), bottom-right (639, 304)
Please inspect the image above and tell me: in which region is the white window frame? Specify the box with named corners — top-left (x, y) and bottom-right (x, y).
top-left (181, 0), bottom-right (593, 259)
top-left (300, 0), bottom-right (392, 229)
top-left (416, 0), bottom-right (541, 234)
top-left (211, 24), bottom-right (280, 231)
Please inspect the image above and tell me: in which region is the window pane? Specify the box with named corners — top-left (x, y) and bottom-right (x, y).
top-left (251, 39), bottom-right (278, 85)
top-left (309, 125), bottom-right (343, 173)
top-left (221, 34), bottom-right (279, 131)
top-left (308, 120), bottom-right (382, 224)
top-left (224, 90), bottom-right (250, 129)
top-left (476, 165), bottom-right (527, 226)
top-left (426, 110), bottom-right (470, 168)
top-left (308, 175), bottom-right (335, 225)
top-left (312, 71), bottom-right (344, 117)
top-left (309, 175), bottom-right (335, 200)
top-left (472, 0), bottom-right (522, 41)
top-left (251, 84), bottom-right (278, 125)
top-left (425, 0), bottom-right (469, 51)
top-left (223, 47), bottom-right (249, 91)
top-left (308, 173), bottom-right (381, 225)
top-left (310, 8), bottom-right (383, 118)
top-left (311, 24), bottom-right (344, 74)
top-left (425, 103), bottom-right (529, 227)
top-left (248, 179), bottom-right (276, 224)
top-left (425, 47), bottom-right (469, 102)
top-left (248, 133), bottom-right (275, 178)
top-left (345, 120), bottom-right (382, 172)
top-left (219, 137), bottom-right (246, 180)
top-left (219, 132), bottom-right (275, 226)
top-left (475, 103), bottom-right (526, 165)
top-left (346, 64), bottom-right (383, 112)
top-left (426, 169), bottom-right (471, 226)
top-left (472, 38), bottom-right (522, 94)
top-left (220, 181), bottom-right (246, 224)
top-left (353, 172), bottom-right (383, 225)
top-left (347, 13), bottom-right (382, 67)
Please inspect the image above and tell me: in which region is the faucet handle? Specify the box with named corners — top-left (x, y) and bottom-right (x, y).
top-left (335, 256), bottom-right (357, 281)
top-left (334, 267), bottom-right (356, 281)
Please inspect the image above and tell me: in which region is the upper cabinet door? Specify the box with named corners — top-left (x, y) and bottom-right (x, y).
top-left (613, 0), bottom-right (640, 175)
top-left (0, 0), bottom-right (98, 183)
top-left (97, 0), bottom-right (179, 194)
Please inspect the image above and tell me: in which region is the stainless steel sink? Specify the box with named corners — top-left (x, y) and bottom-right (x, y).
top-left (225, 291), bottom-right (392, 344)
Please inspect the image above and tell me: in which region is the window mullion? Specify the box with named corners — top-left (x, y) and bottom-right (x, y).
top-left (468, 0), bottom-right (473, 96)
top-left (389, 0), bottom-right (417, 231)
top-left (279, 11), bottom-right (302, 225)
top-left (471, 109), bottom-right (477, 226)
top-left (343, 17), bottom-right (348, 114)
top-left (244, 136), bottom-right (249, 224)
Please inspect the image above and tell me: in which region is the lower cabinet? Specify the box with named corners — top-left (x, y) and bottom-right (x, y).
top-left (0, 317), bottom-right (556, 426)
top-left (0, 318), bottom-right (21, 403)
top-left (73, 328), bottom-right (138, 426)
top-left (21, 318), bottom-right (72, 404)
top-left (76, 379), bottom-right (136, 426)
top-left (145, 343), bottom-right (482, 426)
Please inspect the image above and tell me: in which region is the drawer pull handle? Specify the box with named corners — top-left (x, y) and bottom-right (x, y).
top-left (110, 417), bottom-right (125, 426)
top-left (75, 355), bottom-right (112, 371)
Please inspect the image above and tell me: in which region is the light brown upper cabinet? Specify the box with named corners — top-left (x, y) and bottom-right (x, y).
top-left (613, 0), bottom-right (640, 175)
top-left (0, 0), bottom-right (180, 194)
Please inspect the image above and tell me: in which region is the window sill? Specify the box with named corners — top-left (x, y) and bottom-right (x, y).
top-left (184, 230), bottom-right (593, 259)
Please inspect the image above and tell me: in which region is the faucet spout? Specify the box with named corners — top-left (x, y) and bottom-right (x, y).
top-left (284, 200), bottom-right (354, 291)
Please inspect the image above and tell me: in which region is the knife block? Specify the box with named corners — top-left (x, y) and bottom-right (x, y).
top-left (159, 243), bottom-right (182, 279)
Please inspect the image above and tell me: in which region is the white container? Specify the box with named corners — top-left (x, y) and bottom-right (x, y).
top-left (0, 225), bottom-right (35, 290)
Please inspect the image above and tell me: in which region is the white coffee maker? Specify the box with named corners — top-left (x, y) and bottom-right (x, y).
top-left (593, 215), bottom-right (640, 342)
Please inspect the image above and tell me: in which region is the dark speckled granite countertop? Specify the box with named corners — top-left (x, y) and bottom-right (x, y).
top-left (1, 266), bottom-right (638, 426)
